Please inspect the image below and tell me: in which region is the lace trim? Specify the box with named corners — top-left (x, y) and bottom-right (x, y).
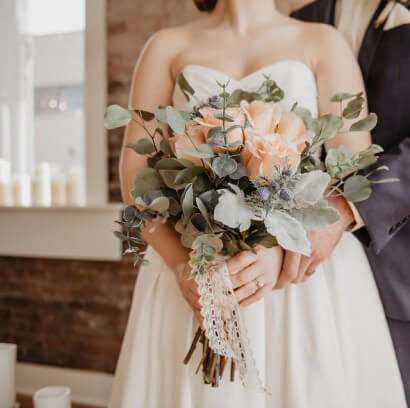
top-left (196, 260), bottom-right (265, 391)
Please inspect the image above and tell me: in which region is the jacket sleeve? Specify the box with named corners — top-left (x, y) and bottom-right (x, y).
top-left (355, 137), bottom-right (410, 254)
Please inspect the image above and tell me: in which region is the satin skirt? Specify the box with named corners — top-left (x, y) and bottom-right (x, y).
top-left (108, 233), bottom-right (406, 408)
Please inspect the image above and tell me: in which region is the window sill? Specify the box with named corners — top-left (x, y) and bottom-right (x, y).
top-left (0, 204), bottom-right (124, 261)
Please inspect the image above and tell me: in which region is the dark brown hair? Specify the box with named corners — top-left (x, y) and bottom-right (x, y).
top-left (194, 0), bottom-right (217, 12)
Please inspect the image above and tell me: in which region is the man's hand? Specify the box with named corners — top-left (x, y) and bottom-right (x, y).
top-left (275, 195), bottom-right (355, 288)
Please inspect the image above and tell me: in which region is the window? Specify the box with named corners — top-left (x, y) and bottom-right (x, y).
top-left (0, 0), bottom-right (88, 207)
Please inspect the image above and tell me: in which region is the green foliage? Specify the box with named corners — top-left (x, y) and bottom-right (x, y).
top-left (155, 106), bottom-right (190, 134)
top-left (343, 175), bottom-right (372, 202)
top-left (178, 72), bottom-right (195, 102)
top-left (126, 139), bottom-right (156, 155)
top-left (343, 95), bottom-right (365, 119)
top-left (134, 109), bottom-right (155, 121)
top-left (182, 184), bottom-right (194, 225)
top-left (104, 105), bottom-right (131, 129)
top-left (350, 113), bottom-right (378, 132)
top-left (212, 156), bottom-right (238, 177)
top-left (131, 168), bottom-right (164, 198)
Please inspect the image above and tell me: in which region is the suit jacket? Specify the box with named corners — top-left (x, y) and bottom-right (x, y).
top-left (292, 0), bottom-right (410, 321)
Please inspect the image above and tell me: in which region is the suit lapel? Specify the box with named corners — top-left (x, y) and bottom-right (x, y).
top-left (358, 0), bottom-right (388, 81)
top-left (314, 0), bottom-right (337, 24)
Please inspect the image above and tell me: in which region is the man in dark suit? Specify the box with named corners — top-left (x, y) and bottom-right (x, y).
top-left (290, 0), bottom-right (410, 403)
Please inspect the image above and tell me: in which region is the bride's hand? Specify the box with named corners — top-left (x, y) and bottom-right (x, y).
top-left (175, 263), bottom-right (205, 328)
top-left (227, 246), bottom-right (284, 307)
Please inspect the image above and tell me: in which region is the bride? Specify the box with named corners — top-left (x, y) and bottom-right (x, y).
top-left (108, 0), bottom-right (406, 407)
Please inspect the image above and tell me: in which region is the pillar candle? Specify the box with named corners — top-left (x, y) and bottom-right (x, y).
top-left (32, 163), bottom-right (51, 207)
top-left (66, 167), bottom-right (86, 207)
top-left (51, 174), bottom-right (67, 207)
top-left (33, 386), bottom-right (71, 408)
top-left (12, 174), bottom-right (31, 207)
top-left (0, 343), bottom-right (17, 408)
top-left (0, 158), bottom-right (12, 206)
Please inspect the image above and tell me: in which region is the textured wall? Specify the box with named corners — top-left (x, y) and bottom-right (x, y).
top-left (0, 0), bottom-right (197, 373)
top-left (107, 0), bottom-right (199, 201)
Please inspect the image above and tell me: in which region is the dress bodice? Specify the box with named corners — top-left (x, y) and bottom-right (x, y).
top-left (172, 60), bottom-right (318, 116)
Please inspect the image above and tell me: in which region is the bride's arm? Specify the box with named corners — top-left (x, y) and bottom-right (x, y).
top-left (120, 32), bottom-right (193, 271)
top-left (314, 25), bottom-right (372, 153)
top-left (276, 25), bottom-right (371, 288)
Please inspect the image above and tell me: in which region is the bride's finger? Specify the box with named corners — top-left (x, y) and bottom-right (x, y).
top-left (230, 262), bottom-right (260, 289)
top-left (226, 250), bottom-right (257, 276)
top-left (233, 273), bottom-right (262, 302)
top-left (240, 284), bottom-right (272, 307)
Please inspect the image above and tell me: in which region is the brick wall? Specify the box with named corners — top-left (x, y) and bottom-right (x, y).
top-left (0, 0), bottom-right (198, 373)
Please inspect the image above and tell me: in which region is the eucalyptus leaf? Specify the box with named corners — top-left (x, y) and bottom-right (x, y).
top-left (343, 175), bottom-right (371, 202)
top-left (228, 89), bottom-right (261, 105)
top-left (131, 168), bottom-right (164, 198)
top-left (229, 163), bottom-right (248, 179)
top-left (158, 169), bottom-right (188, 190)
top-left (343, 96), bottom-right (365, 119)
top-left (175, 166), bottom-right (204, 184)
top-left (148, 196), bottom-right (170, 212)
top-left (126, 139), bottom-right (155, 155)
top-left (155, 158), bottom-right (186, 170)
top-left (177, 72), bottom-right (195, 102)
top-left (264, 210), bottom-right (311, 255)
top-left (330, 92), bottom-right (359, 102)
top-left (182, 184), bottom-right (194, 224)
top-left (134, 109), bottom-right (155, 121)
top-left (350, 113), bottom-right (378, 132)
top-left (104, 105), bottom-right (131, 129)
top-left (318, 114), bottom-right (344, 140)
top-left (160, 138), bottom-right (171, 154)
top-left (192, 234), bottom-right (223, 253)
top-left (212, 156), bottom-right (238, 177)
top-left (155, 106), bottom-right (190, 134)
top-left (196, 197), bottom-right (212, 229)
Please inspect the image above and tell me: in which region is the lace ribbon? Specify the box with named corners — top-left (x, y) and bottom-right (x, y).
top-left (196, 260), bottom-right (265, 391)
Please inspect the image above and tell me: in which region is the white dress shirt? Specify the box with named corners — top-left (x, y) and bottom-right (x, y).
top-left (334, 0), bottom-right (381, 56)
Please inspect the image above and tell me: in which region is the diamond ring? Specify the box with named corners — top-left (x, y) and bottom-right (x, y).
top-left (255, 279), bottom-right (264, 289)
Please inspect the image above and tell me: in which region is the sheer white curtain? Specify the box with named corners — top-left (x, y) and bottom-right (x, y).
top-left (0, 0), bottom-right (34, 175)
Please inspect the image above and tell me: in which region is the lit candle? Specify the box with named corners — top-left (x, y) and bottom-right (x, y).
top-left (12, 174), bottom-right (31, 207)
top-left (32, 163), bottom-right (51, 207)
top-left (33, 386), bottom-right (71, 408)
top-left (0, 343), bottom-right (17, 408)
top-left (0, 158), bottom-right (12, 206)
top-left (51, 174), bottom-right (67, 207)
top-left (66, 167), bottom-right (86, 207)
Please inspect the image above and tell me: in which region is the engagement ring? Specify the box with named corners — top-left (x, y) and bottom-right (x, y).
top-left (255, 279), bottom-right (264, 289)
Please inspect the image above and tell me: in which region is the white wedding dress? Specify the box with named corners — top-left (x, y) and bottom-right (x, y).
top-left (109, 61), bottom-right (406, 408)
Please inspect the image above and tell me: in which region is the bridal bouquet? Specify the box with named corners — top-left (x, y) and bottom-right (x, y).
top-left (105, 74), bottom-right (394, 390)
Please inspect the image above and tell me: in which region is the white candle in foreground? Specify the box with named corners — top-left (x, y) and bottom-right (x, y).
top-left (0, 343), bottom-right (17, 408)
top-left (12, 174), bottom-right (31, 207)
top-left (32, 163), bottom-right (51, 207)
top-left (33, 386), bottom-right (71, 408)
top-left (0, 158), bottom-right (12, 206)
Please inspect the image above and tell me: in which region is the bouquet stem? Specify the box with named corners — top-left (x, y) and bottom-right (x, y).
top-left (184, 328), bottom-right (236, 388)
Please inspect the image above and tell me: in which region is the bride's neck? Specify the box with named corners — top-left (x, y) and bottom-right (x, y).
top-left (213, 0), bottom-right (280, 34)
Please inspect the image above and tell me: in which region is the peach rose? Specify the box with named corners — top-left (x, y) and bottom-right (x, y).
top-left (240, 100), bottom-right (282, 134)
top-left (241, 102), bottom-right (312, 179)
top-left (171, 107), bottom-right (245, 165)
